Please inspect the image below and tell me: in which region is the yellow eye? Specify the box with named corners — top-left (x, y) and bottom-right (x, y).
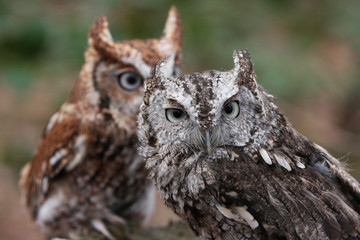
top-left (222, 101), bottom-right (240, 119)
top-left (166, 108), bottom-right (186, 123)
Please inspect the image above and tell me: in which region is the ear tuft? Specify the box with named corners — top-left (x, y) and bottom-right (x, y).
top-left (150, 54), bottom-right (176, 80)
top-left (88, 16), bottom-right (117, 61)
top-left (163, 6), bottom-right (182, 52)
top-left (144, 55), bottom-right (175, 106)
top-left (233, 50), bottom-right (258, 93)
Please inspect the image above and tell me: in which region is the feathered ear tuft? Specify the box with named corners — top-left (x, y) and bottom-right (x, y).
top-left (88, 16), bottom-right (118, 61)
top-left (144, 55), bottom-right (175, 106)
top-left (162, 6), bottom-right (182, 53)
top-left (233, 50), bottom-right (258, 93)
top-left (150, 54), bottom-right (176, 80)
top-left (157, 6), bottom-right (182, 74)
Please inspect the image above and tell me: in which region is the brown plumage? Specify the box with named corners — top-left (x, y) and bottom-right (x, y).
top-left (138, 50), bottom-right (360, 239)
top-left (20, 7), bottom-right (182, 239)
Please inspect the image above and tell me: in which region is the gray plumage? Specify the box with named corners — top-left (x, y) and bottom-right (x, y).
top-left (138, 50), bottom-right (360, 240)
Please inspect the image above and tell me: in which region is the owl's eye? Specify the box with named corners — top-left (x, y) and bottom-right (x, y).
top-left (117, 71), bottom-right (143, 91)
top-left (166, 108), bottom-right (186, 123)
top-left (222, 101), bottom-right (240, 119)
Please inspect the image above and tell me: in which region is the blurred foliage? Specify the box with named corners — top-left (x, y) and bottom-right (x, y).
top-left (2, 144), bottom-right (33, 174)
top-left (1, 0), bottom-right (359, 95)
top-left (0, 0), bottom-right (359, 179)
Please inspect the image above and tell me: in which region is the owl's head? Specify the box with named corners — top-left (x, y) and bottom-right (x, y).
top-left (139, 50), bottom-right (280, 162)
top-left (70, 6), bottom-right (182, 130)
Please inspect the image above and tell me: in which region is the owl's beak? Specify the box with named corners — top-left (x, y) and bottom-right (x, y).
top-left (205, 129), bottom-right (212, 155)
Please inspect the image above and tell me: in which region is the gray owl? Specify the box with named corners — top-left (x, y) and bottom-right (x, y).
top-left (137, 50), bottom-right (360, 239)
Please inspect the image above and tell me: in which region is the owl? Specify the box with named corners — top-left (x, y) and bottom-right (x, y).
top-left (20, 6), bottom-right (182, 239)
top-left (137, 50), bottom-right (360, 239)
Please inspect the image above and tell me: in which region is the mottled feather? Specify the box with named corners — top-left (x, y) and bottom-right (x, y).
top-left (138, 50), bottom-right (360, 239)
top-left (20, 7), bottom-right (182, 239)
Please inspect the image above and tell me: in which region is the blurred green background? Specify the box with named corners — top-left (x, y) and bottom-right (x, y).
top-left (0, 0), bottom-right (359, 239)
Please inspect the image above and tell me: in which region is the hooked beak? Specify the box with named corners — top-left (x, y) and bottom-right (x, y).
top-left (205, 129), bottom-right (212, 155)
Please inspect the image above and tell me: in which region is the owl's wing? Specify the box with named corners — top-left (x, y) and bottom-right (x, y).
top-left (313, 143), bottom-right (360, 202)
top-left (210, 147), bottom-right (360, 239)
top-left (253, 143), bottom-right (360, 203)
top-left (20, 112), bottom-right (85, 217)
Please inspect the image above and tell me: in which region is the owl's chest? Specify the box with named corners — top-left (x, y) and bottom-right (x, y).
top-left (68, 122), bottom-right (148, 206)
top-left (166, 175), bottom-right (262, 240)
top-left (36, 122), bottom-right (151, 232)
